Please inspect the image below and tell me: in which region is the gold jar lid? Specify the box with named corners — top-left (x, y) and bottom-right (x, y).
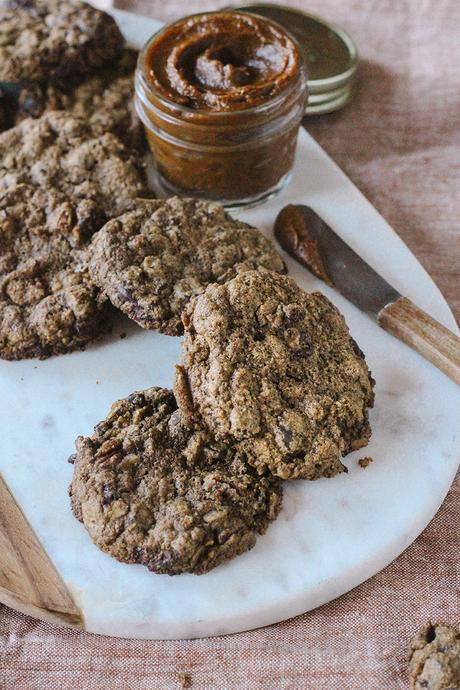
top-left (230, 3), bottom-right (358, 114)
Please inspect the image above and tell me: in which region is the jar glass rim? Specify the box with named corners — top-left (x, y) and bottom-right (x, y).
top-left (136, 9), bottom-right (308, 120)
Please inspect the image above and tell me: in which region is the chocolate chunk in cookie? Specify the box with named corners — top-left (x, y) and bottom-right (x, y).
top-left (175, 270), bottom-right (375, 480)
top-left (69, 387), bottom-right (282, 575)
top-left (0, 0), bottom-right (123, 84)
top-left (0, 185), bottom-right (110, 360)
top-left (88, 197), bottom-right (286, 336)
top-left (14, 49), bottom-right (144, 150)
top-left (409, 623), bottom-right (460, 690)
top-left (0, 112), bottom-right (147, 234)
top-left (0, 97), bottom-right (7, 133)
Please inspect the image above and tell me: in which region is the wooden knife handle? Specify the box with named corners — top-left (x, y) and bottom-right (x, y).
top-left (378, 297), bottom-right (460, 386)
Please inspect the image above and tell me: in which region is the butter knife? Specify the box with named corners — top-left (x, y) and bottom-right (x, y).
top-left (274, 204), bottom-right (460, 386)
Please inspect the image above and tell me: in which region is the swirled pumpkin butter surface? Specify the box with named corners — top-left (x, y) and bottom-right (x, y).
top-left (144, 12), bottom-right (300, 111)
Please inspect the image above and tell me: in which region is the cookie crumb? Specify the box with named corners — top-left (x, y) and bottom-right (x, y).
top-left (119, 332), bottom-right (127, 339)
top-left (178, 671), bottom-right (192, 688)
top-left (409, 622), bottom-right (460, 689)
top-left (358, 456), bottom-right (373, 469)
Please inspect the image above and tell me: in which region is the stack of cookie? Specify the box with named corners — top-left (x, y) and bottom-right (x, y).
top-left (0, 0), bottom-right (375, 576)
top-left (64, 196), bottom-right (294, 575)
top-left (0, 0), bottom-right (149, 358)
top-left (69, 268), bottom-right (374, 576)
top-left (0, 1), bottom-right (291, 360)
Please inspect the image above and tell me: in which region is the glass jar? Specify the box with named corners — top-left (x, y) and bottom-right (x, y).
top-left (135, 12), bottom-right (308, 209)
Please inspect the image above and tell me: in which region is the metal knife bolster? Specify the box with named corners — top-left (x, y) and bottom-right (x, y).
top-left (274, 204), bottom-right (401, 316)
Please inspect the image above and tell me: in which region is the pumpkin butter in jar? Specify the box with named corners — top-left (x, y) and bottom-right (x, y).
top-left (135, 12), bottom-right (308, 208)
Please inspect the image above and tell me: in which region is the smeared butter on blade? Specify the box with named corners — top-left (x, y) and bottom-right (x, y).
top-left (274, 204), bottom-right (400, 315)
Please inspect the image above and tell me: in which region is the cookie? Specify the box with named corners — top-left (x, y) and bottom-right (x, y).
top-left (0, 185), bottom-right (109, 360)
top-left (69, 387), bottom-right (282, 575)
top-left (409, 623), bottom-right (460, 690)
top-left (174, 270), bottom-right (375, 480)
top-left (15, 49), bottom-right (144, 150)
top-left (0, 0), bottom-right (123, 84)
top-left (0, 111), bottom-right (147, 235)
top-left (88, 197), bottom-right (286, 336)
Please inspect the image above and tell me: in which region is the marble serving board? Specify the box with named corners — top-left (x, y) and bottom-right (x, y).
top-left (0, 9), bottom-right (459, 640)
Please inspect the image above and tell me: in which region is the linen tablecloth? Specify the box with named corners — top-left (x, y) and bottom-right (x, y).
top-left (1, 1), bottom-right (459, 688)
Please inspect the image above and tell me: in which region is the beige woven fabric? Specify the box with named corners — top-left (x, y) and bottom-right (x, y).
top-left (1, 1), bottom-right (459, 688)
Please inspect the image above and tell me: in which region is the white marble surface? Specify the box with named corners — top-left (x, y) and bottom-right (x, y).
top-left (0, 10), bottom-right (459, 640)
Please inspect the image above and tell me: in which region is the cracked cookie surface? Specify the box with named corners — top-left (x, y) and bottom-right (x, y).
top-left (15, 49), bottom-right (143, 150)
top-left (0, 0), bottom-right (123, 83)
top-left (88, 197), bottom-right (286, 335)
top-left (69, 387), bottom-right (282, 575)
top-left (409, 623), bottom-right (460, 690)
top-left (0, 111), bottom-right (147, 235)
top-left (0, 184), bottom-right (110, 360)
top-left (175, 270), bottom-right (375, 480)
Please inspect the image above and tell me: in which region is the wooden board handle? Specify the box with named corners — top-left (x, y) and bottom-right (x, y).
top-left (0, 474), bottom-right (83, 629)
top-left (378, 297), bottom-right (460, 386)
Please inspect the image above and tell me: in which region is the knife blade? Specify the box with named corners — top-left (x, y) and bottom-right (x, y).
top-left (274, 204), bottom-right (460, 386)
